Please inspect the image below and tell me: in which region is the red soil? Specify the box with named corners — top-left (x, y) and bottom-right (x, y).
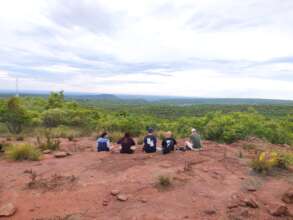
top-left (0, 138), bottom-right (292, 220)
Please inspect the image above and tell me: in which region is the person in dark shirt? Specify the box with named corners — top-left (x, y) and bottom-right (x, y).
top-left (143, 128), bottom-right (157, 153)
top-left (161, 131), bottom-right (177, 154)
top-left (117, 133), bottom-right (136, 154)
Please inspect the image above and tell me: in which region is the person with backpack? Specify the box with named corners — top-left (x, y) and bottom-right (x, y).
top-left (143, 128), bottom-right (157, 153)
top-left (117, 132), bottom-right (136, 154)
top-left (185, 128), bottom-right (202, 150)
top-left (96, 132), bottom-right (111, 152)
top-left (161, 131), bottom-right (177, 154)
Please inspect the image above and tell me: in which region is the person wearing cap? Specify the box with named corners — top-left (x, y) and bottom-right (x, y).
top-left (143, 128), bottom-right (157, 153)
top-left (185, 128), bottom-right (202, 150)
top-left (161, 131), bottom-right (177, 154)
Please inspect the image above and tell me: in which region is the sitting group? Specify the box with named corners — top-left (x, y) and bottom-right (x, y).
top-left (96, 128), bottom-right (202, 154)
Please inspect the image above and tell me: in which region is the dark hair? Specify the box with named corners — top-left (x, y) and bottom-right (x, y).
top-left (100, 132), bottom-right (108, 138)
top-left (124, 132), bottom-right (131, 138)
top-left (147, 128), bottom-right (154, 133)
top-left (122, 132), bottom-right (131, 143)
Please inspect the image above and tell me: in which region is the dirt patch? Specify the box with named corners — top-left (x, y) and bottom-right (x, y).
top-left (26, 171), bottom-right (78, 192)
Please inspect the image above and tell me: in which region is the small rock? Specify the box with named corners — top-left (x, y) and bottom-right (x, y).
top-left (117, 194), bottom-right (128, 201)
top-left (282, 188), bottom-right (293, 204)
top-left (66, 152), bottom-right (72, 156)
top-left (269, 203), bottom-right (289, 216)
top-left (111, 190), bottom-right (120, 196)
top-left (139, 198), bottom-right (147, 203)
top-left (0, 203), bottom-right (17, 217)
top-left (204, 208), bottom-right (216, 215)
top-left (54, 151), bottom-right (68, 158)
top-left (103, 199), bottom-right (109, 206)
top-left (246, 185), bottom-right (257, 192)
top-left (243, 197), bottom-right (258, 208)
top-left (43, 149), bottom-right (51, 154)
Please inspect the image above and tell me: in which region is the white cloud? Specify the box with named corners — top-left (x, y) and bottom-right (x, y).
top-left (0, 0), bottom-right (292, 99)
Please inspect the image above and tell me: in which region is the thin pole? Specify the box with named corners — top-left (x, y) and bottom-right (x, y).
top-left (15, 77), bottom-right (19, 97)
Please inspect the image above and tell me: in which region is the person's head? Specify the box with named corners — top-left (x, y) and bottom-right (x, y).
top-left (124, 132), bottom-right (131, 138)
top-left (147, 127), bottom-right (154, 134)
top-left (191, 128), bottom-right (197, 134)
top-left (165, 131), bottom-right (172, 138)
top-left (100, 132), bottom-right (108, 138)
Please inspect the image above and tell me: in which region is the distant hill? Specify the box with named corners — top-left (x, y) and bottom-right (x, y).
top-left (0, 90), bottom-right (293, 106)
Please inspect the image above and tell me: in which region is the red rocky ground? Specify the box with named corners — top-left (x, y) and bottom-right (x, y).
top-left (0, 137), bottom-right (292, 220)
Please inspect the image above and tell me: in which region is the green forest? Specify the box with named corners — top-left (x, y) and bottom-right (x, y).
top-left (0, 91), bottom-right (293, 146)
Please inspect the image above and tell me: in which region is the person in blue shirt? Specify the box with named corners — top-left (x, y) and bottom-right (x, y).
top-left (143, 128), bottom-right (157, 153)
top-left (96, 132), bottom-right (111, 152)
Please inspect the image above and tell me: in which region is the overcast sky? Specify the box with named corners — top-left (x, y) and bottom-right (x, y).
top-left (0, 0), bottom-right (293, 99)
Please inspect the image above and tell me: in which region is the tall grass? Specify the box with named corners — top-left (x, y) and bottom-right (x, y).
top-left (5, 144), bottom-right (41, 161)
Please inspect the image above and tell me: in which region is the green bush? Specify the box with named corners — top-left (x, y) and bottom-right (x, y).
top-left (250, 150), bottom-right (293, 173)
top-left (5, 144), bottom-right (41, 161)
top-left (42, 108), bottom-right (66, 128)
top-left (277, 152), bottom-right (293, 169)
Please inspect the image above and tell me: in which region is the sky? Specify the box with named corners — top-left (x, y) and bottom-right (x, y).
top-left (0, 0), bottom-right (293, 99)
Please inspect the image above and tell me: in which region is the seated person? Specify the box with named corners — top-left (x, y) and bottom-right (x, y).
top-left (185, 128), bottom-right (202, 150)
top-left (96, 132), bottom-right (111, 152)
top-left (143, 128), bottom-right (157, 153)
top-left (117, 132), bottom-right (136, 154)
top-left (161, 131), bottom-right (177, 154)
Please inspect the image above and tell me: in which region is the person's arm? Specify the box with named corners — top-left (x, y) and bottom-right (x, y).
top-left (107, 139), bottom-right (111, 149)
top-left (161, 139), bottom-right (166, 148)
top-left (117, 138), bottom-right (122, 145)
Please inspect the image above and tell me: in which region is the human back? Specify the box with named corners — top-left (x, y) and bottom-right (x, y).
top-left (143, 128), bottom-right (157, 153)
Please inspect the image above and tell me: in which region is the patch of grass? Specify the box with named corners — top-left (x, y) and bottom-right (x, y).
top-left (37, 136), bottom-right (60, 151)
top-left (250, 150), bottom-right (293, 174)
top-left (277, 151), bottom-right (293, 169)
top-left (5, 144), bottom-right (41, 161)
top-left (250, 151), bottom-right (278, 174)
top-left (157, 175), bottom-right (172, 188)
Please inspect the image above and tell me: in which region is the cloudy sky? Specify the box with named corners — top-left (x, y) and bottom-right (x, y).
top-left (0, 0), bottom-right (293, 99)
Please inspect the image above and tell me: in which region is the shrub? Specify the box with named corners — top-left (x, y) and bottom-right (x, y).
top-left (277, 151), bottom-right (293, 169)
top-left (6, 144), bottom-right (41, 161)
top-left (250, 150), bottom-right (293, 173)
top-left (157, 175), bottom-right (172, 188)
top-left (250, 151), bottom-right (278, 174)
top-left (42, 109), bottom-right (66, 128)
top-left (37, 135), bottom-right (60, 151)
top-left (1, 97), bottom-right (30, 134)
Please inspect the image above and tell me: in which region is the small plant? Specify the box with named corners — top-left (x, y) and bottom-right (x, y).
top-left (16, 136), bottom-right (24, 141)
top-left (157, 175), bottom-right (172, 188)
top-left (5, 144), bottom-right (41, 161)
top-left (250, 151), bottom-right (278, 174)
top-left (37, 135), bottom-right (60, 151)
top-left (277, 151), bottom-right (293, 169)
top-left (238, 150), bottom-right (243, 158)
top-left (68, 135), bottom-right (74, 142)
